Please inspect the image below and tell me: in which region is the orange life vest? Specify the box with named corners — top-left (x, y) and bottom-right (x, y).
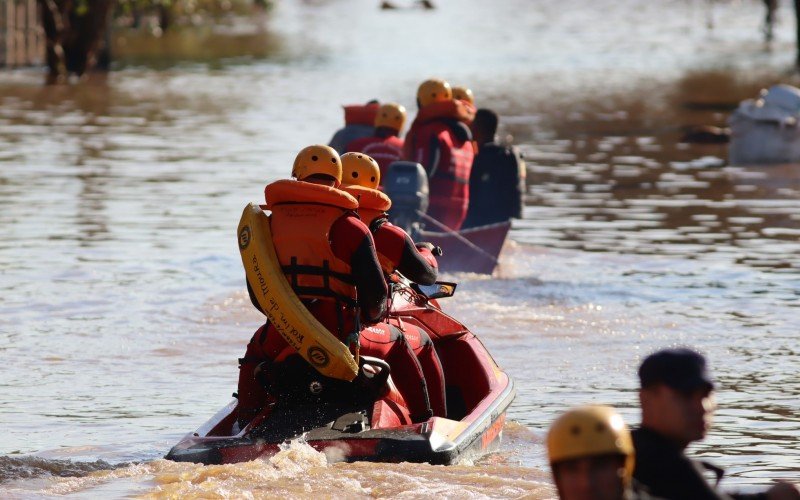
top-left (265, 179), bottom-right (360, 306)
top-left (341, 185), bottom-right (395, 274)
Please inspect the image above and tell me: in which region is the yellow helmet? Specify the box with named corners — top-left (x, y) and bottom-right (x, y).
top-left (292, 145), bottom-right (342, 186)
top-left (417, 78), bottom-right (452, 108)
top-left (452, 86), bottom-right (474, 104)
top-left (547, 405), bottom-right (635, 483)
top-left (340, 152), bottom-right (381, 190)
top-left (374, 103), bottom-right (407, 132)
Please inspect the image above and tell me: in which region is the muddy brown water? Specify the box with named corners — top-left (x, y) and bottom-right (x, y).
top-left (1, 0), bottom-right (799, 497)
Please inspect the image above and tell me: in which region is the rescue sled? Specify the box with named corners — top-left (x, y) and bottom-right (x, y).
top-left (384, 161), bottom-right (510, 275)
top-left (165, 279), bottom-right (515, 465)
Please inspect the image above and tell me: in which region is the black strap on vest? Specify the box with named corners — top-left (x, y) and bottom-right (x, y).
top-left (282, 257), bottom-right (358, 308)
top-left (369, 216), bottom-right (389, 235)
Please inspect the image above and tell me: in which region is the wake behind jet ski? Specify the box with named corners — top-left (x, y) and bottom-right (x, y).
top-left (165, 272), bottom-right (514, 465)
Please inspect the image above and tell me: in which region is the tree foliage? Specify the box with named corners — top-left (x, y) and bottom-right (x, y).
top-left (115, 0), bottom-right (265, 20)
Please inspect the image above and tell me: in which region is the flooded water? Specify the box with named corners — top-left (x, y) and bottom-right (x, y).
top-left (1, 0), bottom-right (799, 497)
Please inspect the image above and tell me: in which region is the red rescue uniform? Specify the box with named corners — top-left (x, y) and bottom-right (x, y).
top-left (343, 184), bottom-right (447, 417)
top-left (404, 100), bottom-right (476, 230)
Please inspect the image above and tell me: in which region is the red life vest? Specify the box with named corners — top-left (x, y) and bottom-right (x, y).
top-left (265, 179), bottom-right (360, 307)
top-left (403, 100), bottom-right (476, 230)
top-left (346, 135), bottom-right (405, 185)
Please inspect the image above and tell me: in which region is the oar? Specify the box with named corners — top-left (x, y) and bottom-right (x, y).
top-left (415, 210), bottom-right (500, 267)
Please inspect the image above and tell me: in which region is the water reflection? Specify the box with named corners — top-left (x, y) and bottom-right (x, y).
top-left (508, 70), bottom-right (800, 274)
top-left (1, 0), bottom-right (800, 496)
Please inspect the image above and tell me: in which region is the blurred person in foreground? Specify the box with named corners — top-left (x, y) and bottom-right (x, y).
top-left (633, 348), bottom-right (799, 500)
top-left (462, 108), bottom-right (525, 229)
top-left (548, 405), bottom-right (656, 500)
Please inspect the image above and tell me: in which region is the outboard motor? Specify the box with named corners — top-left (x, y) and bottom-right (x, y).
top-left (384, 161), bottom-right (429, 234)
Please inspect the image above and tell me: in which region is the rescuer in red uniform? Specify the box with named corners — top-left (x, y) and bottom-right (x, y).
top-left (404, 79), bottom-right (476, 230)
top-left (237, 145), bottom-right (431, 425)
top-left (346, 103), bottom-right (407, 185)
top-left (339, 152), bottom-right (447, 418)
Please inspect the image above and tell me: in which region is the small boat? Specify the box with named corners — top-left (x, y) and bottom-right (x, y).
top-left (416, 220), bottom-right (510, 275)
top-left (165, 280), bottom-right (515, 465)
top-left (384, 161), bottom-right (510, 275)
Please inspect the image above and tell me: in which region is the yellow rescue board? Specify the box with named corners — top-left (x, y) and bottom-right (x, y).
top-left (237, 203), bottom-right (359, 381)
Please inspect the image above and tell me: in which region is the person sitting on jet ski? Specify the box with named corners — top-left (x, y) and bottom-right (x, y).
top-left (339, 152), bottom-right (447, 418)
top-left (237, 145), bottom-right (433, 425)
top-left (345, 103), bottom-right (406, 186)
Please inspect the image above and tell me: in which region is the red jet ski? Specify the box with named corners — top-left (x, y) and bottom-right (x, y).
top-left (165, 279), bottom-right (515, 465)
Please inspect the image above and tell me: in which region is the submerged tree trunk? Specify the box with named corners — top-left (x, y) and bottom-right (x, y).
top-left (37, 0), bottom-right (113, 83)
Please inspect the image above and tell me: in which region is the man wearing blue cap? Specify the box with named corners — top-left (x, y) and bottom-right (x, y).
top-left (633, 348), bottom-right (799, 500)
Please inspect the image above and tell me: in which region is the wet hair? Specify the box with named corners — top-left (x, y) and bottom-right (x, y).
top-left (473, 108), bottom-right (499, 137)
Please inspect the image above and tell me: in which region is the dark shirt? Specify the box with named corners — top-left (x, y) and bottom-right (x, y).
top-left (462, 142), bottom-right (524, 229)
top-left (328, 124), bottom-right (375, 154)
top-left (632, 427), bottom-right (767, 500)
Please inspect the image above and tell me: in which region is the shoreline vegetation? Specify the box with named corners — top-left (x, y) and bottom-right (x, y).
top-left (40, 0), bottom-right (273, 83)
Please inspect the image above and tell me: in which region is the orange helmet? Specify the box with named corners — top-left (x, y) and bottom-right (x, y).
top-left (292, 145), bottom-right (342, 186)
top-left (340, 152), bottom-right (381, 190)
top-left (374, 103), bottom-right (407, 132)
top-left (452, 86), bottom-right (474, 104)
top-left (417, 78), bottom-right (452, 108)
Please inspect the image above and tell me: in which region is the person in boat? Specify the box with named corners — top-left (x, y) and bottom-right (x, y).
top-left (328, 100), bottom-right (380, 154)
top-left (462, 108), bottom-right (525, 229)
top-left (403, 78), bottom-right (476, 231)
top-left (339, 151), bottom-right (447, 417)
top-left (345, 103), bottom-right (407, 185)
top-left (548, 405), bottom-right (656, 500)
top-left (633, 348), bottom-right (800, 500)
top-left (452, 86), bottom-right (474, 106)
top-left (237, 145), bottom-right (433, 425)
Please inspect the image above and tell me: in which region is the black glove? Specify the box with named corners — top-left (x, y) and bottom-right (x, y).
top-left (416, 242), bottom-right (443, 256)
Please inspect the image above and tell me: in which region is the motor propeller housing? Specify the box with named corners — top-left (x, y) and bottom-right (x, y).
top-left (384, 161), bottom-right (429, 233)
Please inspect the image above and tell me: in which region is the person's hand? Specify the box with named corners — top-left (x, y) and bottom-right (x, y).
top-left (416, 242), bottom-right (442, 256)
top-left (767, 482), bottom-right (800, 500)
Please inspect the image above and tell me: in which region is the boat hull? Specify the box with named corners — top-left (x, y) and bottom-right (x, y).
top-left (417, 220), bottom-right (510, 275)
